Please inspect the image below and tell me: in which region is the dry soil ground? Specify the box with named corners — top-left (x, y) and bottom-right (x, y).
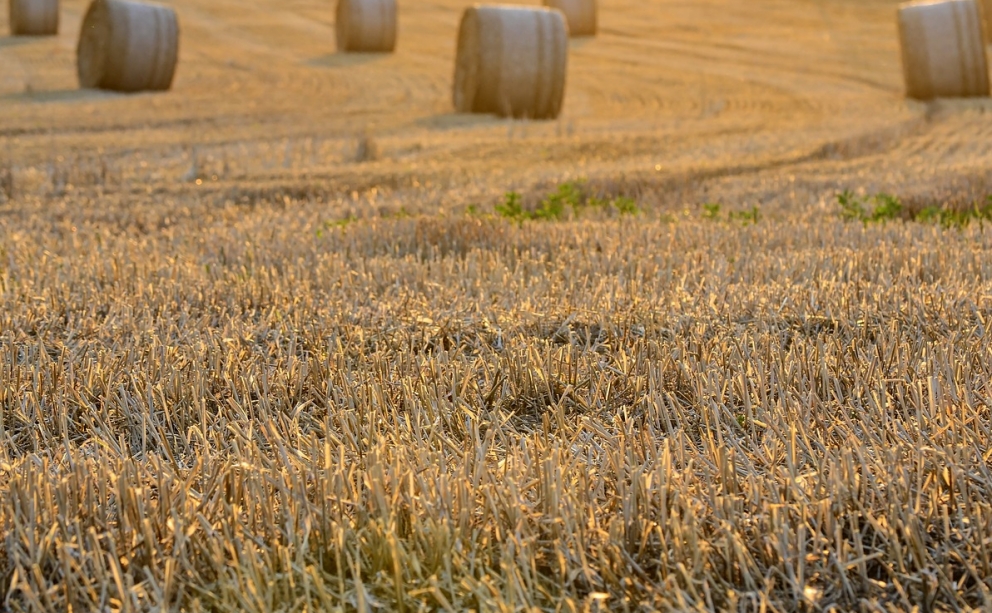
top-left (2, 0), bottom-right (992, 612)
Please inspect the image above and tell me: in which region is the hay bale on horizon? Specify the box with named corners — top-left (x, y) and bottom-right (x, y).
top-left (336, 0), bottom-right (397, 53)
top-left (453, 5), bottom-right (568, 120)
top-left (898, 0), bottom-right (989, 100)
top-left (77, 0), bottom-right (179, 93)
top-left (9, 0), bottom-right (58, 36)
top-left (543, 0), bottom-right (596, 37)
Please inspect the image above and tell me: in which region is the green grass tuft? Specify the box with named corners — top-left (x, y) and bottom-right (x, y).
top-left (916, 197), bottom-right (992, 228)
top-left (494, 182), bottom-right (640, 222)
top-left (838, 191), bottom-right (992, 228)
top-left (701, 203), bottom-right (722, 220)
top-left (729, 206), bottom-right (760, 226)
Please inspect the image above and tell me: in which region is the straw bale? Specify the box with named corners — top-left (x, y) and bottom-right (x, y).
top-left (453, 5), bottom-right (568, 119)
top-left (543, 0), bottom-right (596, 37)
top-left (9, 0), bottom-right (58, 36)
top-left (898, 0), bottom-right (989, 99)
top-left (77, 0), bottom-right (179, 92)
top-left (336, 0), bottom-right (397, 53)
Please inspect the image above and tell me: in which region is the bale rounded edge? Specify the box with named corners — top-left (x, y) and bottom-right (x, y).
top-left (980, 0), bottom-right (992, 41)
top-left (336, 0), bottom-right (398, 53)
top-left (543, 0), bottom-right (596, 37)
top-left (898, 0), bottom-right (989, 100)
top-left (453, 5), bottom-right (569, 120)
top-left (9, 0), bottom-right (59, 36)
top-left (77, 0), bottom-right (179, 93)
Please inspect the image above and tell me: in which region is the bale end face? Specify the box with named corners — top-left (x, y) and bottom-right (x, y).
top-left (77, 0), bottom-right (179, 93)
top-left (336, 0), bottom-right (397, 53)
top-left (898, 0), bottom-right (989, 100)
top-left (543, 0), bottom-right (596, 37)
top-left (9, 0), bottom-right (59, 36)
top-left (453, 7), bottom-right (482, 114)
top-left (453, 5), bottom-right (569, 120)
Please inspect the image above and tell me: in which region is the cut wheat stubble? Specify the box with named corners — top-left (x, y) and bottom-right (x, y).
top-left (453, 5), bottom-right (569, 120)
top-left (8, 0), bottom-right (58, 35)
top-left (336, 0), bottom-right (397, 53)
top-left (898, 0), bottom-right (989, 100)
top-left (543, 0), bottom-right (596, 37)
top-left (2, 204), bottom-right (992, 611)
top-left (76, 0), bottom-right (179, 93)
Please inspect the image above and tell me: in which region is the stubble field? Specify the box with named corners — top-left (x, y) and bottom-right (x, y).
top-left (2, 0), bottom-right (992, 611)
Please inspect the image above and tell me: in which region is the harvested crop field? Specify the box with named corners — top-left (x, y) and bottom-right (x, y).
top-left (2, 0), bottom-right (992, 611)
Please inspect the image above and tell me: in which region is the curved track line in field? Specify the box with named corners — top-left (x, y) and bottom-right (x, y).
top-left (2, 0), bottom-right (990, 200)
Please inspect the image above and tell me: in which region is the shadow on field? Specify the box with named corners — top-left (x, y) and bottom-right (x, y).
top-left (0, 36), bottom-right (34, 49)
top-left (568, 36), bottom-right (596, 50)
top-left (416, 112), bottom-right (519, 131)
top-left (0, 88), bottom-right (121, 103)
top-left (306, 53), bottom-right (384, 68)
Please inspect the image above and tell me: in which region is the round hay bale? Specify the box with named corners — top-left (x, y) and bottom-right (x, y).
top-left (898, 0), bottom-right (989, 100)
top-left (543, 0), bottom-right (596, 37)
top-left (453, 5), bottom-right (568, 119)
top-left (9, 0), bottom-right (59, 36)
top-left (336, 0), bottom-right (397, 53)
top-left (77, 0), bottom-right (179, 92)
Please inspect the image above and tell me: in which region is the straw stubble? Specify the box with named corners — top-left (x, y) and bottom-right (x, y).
top-left (898, 0), bottom-right (989, 100)
top-left (336, 0), bottom-right (397, 53)
top-left (8, 0), bottom-right (58, 36)
top-left (77, 0), bottom-right (179, 92)
top-left (3, 199), bottom-right (992, 611)
top-left (453, 5), bottom-right (568, 119)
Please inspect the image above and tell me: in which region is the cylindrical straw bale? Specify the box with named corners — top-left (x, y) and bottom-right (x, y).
top-left (77, 0), bottom-right (179, 92)
top-left (336, 0), bottom-right (397, 53)
top-left (543, 0), bottom-right (596, 37)
top-left (898, 0), bottom-right (989, 99)
top-left (9, 0), bottom-right (59, 36)
top-left (453, 5), bottom-right (568, 119)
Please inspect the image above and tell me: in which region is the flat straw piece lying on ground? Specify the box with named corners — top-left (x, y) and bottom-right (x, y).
top-left (898, 0), bottom-right (989, 99)
top-left (543, 0), bottom-right (596, 36)
top-left (336, 0), bottom-right (397, 53)
top-left (77, 0), bottom-right (179, 92)
top-left (9, 0), bottom-right (59, 35)
top-left (453, 5), bottom-right (568, 119)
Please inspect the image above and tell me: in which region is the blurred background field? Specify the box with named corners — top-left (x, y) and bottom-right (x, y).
top-left (2, 0), bottom-right (990, 213)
